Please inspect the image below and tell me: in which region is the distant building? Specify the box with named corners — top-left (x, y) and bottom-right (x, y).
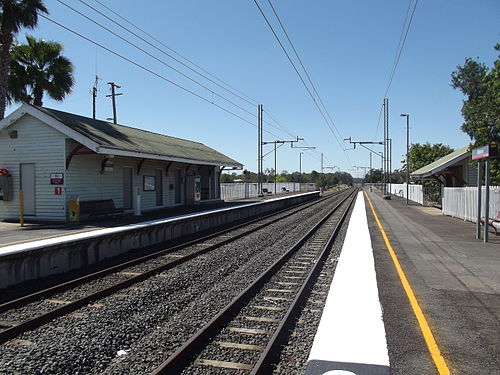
top-left (410, 146), bottom-right (477, 187)
top-left (0, 104), bottom-right (242, 222)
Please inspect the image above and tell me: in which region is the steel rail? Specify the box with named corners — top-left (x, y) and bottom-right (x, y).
top-left (149, 189), bottom-right (357, 374)
top-left (251, 190), bottom-right (357, 374)
top-left (0, 191), bottom-right (341, 314)
top-left (0, 190), bottom-right (352, 344)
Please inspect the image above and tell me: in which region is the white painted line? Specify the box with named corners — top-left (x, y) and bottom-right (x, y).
top-left (306, 192), bottom-right (389, 372)
top-left (0, 192), bottom-right (318, 257)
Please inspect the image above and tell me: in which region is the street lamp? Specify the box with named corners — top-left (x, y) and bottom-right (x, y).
top-left (400, 114), bottom-right (410, 205)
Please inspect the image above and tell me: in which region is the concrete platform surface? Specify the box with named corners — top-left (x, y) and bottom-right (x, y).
top-left (0, 192), bottom-right (311, 248)
top-left (366, 190), bottom-right (499, 374)
top-left (306, 192), bottom-right (389, 375)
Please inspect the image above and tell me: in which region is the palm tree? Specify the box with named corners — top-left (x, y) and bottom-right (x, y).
top-left (8, 35), bottom-right (74, 106)
top-left (0, 0), bottom-right (47, 118)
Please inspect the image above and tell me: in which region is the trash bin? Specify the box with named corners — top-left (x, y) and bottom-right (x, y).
top-left (68, 199), bottom-right (80, 222)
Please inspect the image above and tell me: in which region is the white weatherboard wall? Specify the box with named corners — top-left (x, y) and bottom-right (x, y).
top-left (65, 139), bottom-right (183, 212)
top-left (0, 114), bottom-right (67, 221)
top-left (306, 192), bottom-right (389, 375)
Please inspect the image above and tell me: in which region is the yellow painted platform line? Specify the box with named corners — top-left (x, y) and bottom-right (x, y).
top-left (0, 227), bottom-right (102, 248)
top-left (365, 192), bottom-right (451, 375)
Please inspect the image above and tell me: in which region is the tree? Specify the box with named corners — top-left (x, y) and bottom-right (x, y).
top-left (451, 43), bottom-right (500, 184)
top-left (408, 143), bottom-right (454, 173)
top-left (364, 168), bottom-right (382, 183)
top-left (0, 0), bottom-right (48, 118)
top-left (8, 35), bottom-right (73, 106)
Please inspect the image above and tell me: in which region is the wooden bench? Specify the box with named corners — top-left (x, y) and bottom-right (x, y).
top-left (480, 210), bottom-right (500, 235)
top-left (80, 199), bottom-right (124, 218)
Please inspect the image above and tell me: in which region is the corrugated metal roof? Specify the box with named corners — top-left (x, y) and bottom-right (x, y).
top-left (36, 106), bottom-right (242, 168)
top-left (410, 146), bottom-right (469, 178)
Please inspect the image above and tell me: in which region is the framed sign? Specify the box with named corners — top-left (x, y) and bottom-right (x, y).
top-left (143, 175), bottom-right (156, 191)
top-left (50, 173), bottom-right (64, 185)
top-left (472, 144), bottom-right (498, 160)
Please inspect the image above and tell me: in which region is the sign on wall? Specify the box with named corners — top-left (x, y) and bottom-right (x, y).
top-left (50, 173), bottom-right (64, 185)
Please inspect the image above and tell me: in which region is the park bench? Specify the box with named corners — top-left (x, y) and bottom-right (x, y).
top-left (261, 188), bottom-right (272, 195)
top-left (480, 210), bottom-right (500, 235)
top-left (79, 199), bottom-right (124, 219)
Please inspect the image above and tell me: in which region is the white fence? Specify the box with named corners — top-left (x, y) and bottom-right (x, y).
top-left (220, 182), bottom-right (316, 200)
top-left (442, 186), bottom-right (500, 223)
top-left (389, 183), bottom-right (424, 205)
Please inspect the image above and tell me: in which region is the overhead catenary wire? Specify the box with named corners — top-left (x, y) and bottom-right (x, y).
top-left (39, 14), bottom-right (285, 140)
top-left (50, 2), bottom-right (340, 172)
top-left (91, 0), bottom-right (260, 107)
top-left (78, 0), bottom-right (257, 108)
top-left (252, 0), bottom-right (351, 166)
top-left (383, 0), bottom-right (419, 98)
top-left (266, 0), bottom-right (343, 143)
top-left (62, 0), bottom-right (311, 143)
top-left (56, 2), bottom-right (254, 120)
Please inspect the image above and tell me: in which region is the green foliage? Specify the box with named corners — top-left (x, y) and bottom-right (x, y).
top-left (0, 0), bottom-right (48, 119)
top-left (364, 168), bottom-right (382, 183)
top-left (451, 42), bottom-right (500, 184)
top-left (220, 169), bottom-right (351, 187)
top-left (8, 35), bottom-right (74, 106)
top-left (408, 143), bottom-right (454, 173)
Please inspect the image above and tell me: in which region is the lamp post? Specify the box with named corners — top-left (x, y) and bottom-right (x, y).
top-left (400, 114), bottom-right (410, 205)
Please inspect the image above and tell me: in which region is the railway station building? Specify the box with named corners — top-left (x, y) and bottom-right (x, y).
top-left (0, 104), bottom-right (242, 222)
top-left (410, 145), bottom-right (478, 187)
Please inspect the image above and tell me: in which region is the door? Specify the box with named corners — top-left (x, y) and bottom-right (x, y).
top-left (155, 169), bottom-right (163, 206)
top-left (20, 163), bottom-right (35, 215)
top-left (175, 169), bottom-right (181, 204)
top-left (123, 167), bottom-right (133, 209)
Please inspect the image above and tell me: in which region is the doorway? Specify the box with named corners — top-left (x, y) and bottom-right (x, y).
top-left (20, 163), bottom-right (35, 215)
top-left (123, 167), bottom-right (133, 209)
top-left (155, 169), bottom-right (163, 206)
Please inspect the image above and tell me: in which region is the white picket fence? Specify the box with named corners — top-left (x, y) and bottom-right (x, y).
top-left (220, 182), bottom-right (316, 200)
top-left (442, 186), bottom-right (500, 223)
top-left (389, 183), bottom-right (424, 205)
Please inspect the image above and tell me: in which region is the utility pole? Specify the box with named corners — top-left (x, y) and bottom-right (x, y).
top-left (257, 105), bottom-right (266, 196)
top-left (321, 153), bottom-right (324, 174)
top-left (91, 75), bottom-right (100, 119)
top-left (383, 98), bottom-right (391, 198)
top-left (106, 82), bottom-right (123, 124)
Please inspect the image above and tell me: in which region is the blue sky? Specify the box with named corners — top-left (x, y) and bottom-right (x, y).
top-left (6, 0), bottom-right (499, 178)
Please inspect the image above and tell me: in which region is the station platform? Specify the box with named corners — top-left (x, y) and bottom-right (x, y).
top-left (0, 192), bottom-right (319, 288)
top-left (0, 200), bottom-right (242, 248)
top-left (307, 190), bottom-right (499, 374)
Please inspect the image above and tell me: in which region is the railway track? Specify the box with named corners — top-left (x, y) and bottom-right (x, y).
top-left (150, 189), bottom-right (356, 374)
top-left (0, 189), bottom-right (353, 345)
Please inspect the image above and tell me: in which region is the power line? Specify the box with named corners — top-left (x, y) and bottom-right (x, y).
top-left (78, 0), bottom-right (257, 108)
top-left (58, 0), bottom-right (302, 141)
top-left (88, 0), bottom-right (341, 166)
top-left (56, 0), bottom-right (257, 120)
top-left (39, 13), bottom-right (284, 140)
top-left (383, 0), bottom-right (419, 97)
top-left (92, 0), bottom-right (260, 107)
top-left (48, 4), bottom-right (341, 170)
top-left (252, 0), bottom-right (351, 166)
top-left (266, 0), bottom-right (343, 143)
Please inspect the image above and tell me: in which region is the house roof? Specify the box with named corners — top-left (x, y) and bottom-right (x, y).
top-left (410, 146), bottom-right (470, 178)
top-left (1, 104), bottom-right (243, 168)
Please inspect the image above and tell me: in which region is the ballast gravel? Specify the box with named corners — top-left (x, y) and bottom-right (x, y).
top-left (0, 192), bottom-right (352, 375)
